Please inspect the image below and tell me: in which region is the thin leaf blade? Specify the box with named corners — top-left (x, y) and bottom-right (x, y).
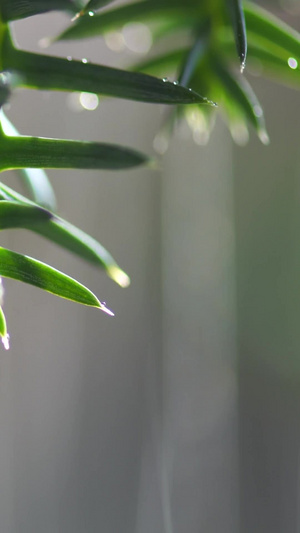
top-left (4, 47), bottom-right (213, 106)
top-left (0, 246), bottom-right (113, 313)
top-left (0, 135), bottom-right (151, 171)
top-left (0, 201), bottom-right (52, 229)
top-left (226, 0), bottom-right (247, 71)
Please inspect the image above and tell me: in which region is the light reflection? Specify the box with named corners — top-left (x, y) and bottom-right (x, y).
top-left (288, 57), bottom-right (298, 69)
top-left (122, 23), bottom-right (152, 54)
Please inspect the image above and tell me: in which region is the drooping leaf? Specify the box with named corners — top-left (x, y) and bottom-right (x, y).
top-left (57, 0), bottom-right (199, 41)
top-left (245, 2), bottom-right (300, 60)
top-left (3, 39), bottom-right (213, 106)
top-left (212, 56), bottom-right (269, 144)
top-left (0, 111), bottom-right (57, 211)
top-left (0, 246), bottom-right (114, 313)
top-left (178, 25), bottom-right (210, 86)
top-left (226, 0), bottom-right (247, 71)
top-left (0, 0), bottom-right (84, 21)
top-left (0, 201), bottom-right (52, 229)
top-left (0, 184), bottom-right (130, 287)
top-left (0, 134), bottom-right (151, 172)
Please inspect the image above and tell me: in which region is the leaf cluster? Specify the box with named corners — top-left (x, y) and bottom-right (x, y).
top-left (0, 0), bottom-right (299, 348)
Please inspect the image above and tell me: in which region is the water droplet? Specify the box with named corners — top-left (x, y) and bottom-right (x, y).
top-left (240, 60), bottom-right (246, 73)
top-left (288, 57), bottom-right (298, 69)
top-left (173, 81), bottom-right (178, 85)
top-left (88, 10), bottom-right (95, 16)
top-left (162, 78), bottom-right (168, 82)
top-left (188, 88), bottom-right (192, 91)
top-left (67, 56), bottom-right (72, 61)
top-left (82, 58), bottom-right (88, 64)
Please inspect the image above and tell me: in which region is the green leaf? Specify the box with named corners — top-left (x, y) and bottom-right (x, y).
top-left (0, 112), bottom-right (57, 211)
top-left (0, 246), bottom-right (114, 313)
top-left (0, 184), bottom-right (130, 287)
top-left (178, 26), bottom-right (210, 87)
top-left (212, 56), bottom-right (269, 144)
top-left (3, 43), bottom-right (212, 106)
top-left (0, 305), bottom-right (9, 350)
top-left (226, 0), bottom-right (247, 71)
top-left (245, 2), bottom-right (300, 60)
top-left (0, 201), bottom-right (52, 229)
top-left (56, 0), bottom-right (199, 41)
top-left (0, 0), bottom-right (84, 21)
top-left (0, 134), bottom-right (151, 171)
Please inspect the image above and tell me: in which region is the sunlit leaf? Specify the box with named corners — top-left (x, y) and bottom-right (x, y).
top-left (0, 111), bottom-right (57, 211)
top-left (0, 305), bottom-right (9, 350)
top-left (0, 201), bottom-right (51, 229)
top-left (0, 184), bottom-right (130, 287)
top-left (0, 246), bottom-right (114, 313)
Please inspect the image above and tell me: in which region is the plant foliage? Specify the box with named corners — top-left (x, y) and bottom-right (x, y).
top-left (0, 0), bottom-right (299, 348)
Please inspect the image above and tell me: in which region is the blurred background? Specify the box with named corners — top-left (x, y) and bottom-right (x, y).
top-left (0, 2), bottom-right (300, 532)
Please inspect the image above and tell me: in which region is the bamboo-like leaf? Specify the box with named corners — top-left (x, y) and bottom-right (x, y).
top-left (0, 112), bottom-right (57, 211)
top-left (57, 0), bottom-right (199, 41)
top-left (245, 2), bottom-right (300, 60)
top-left (0, 201), bottom-right (52, 229)
top-left (3, 43), bottom-right (212, 106)
top-left (0, 246), bottom-right (114, 313)
top-left (0, 184), bottom-right (130, 287)
top-left (212, 57), bottom-right (269, 144)
top-left (0, 0), bottom-right (84, 21)
top-left (0, 134), bottom-right (151, 172)
top-left (219, 36), bottom-right (300, 87)
top-left (0, 306), bottom-right (9, 350)
top-left (226, 0), bottom-right (247, 71)
top-left (178, 26), bottom-right (210, 87)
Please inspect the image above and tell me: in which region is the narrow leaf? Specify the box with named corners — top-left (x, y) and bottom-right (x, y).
top-left (212, 57), bottom-right (269, 144)
top-left (245, 2), bottom-right (300, 61)
top-left (0, 135), bottom-right (151, 171)
top-left (1, 111), bottom-right (57, 211)
top-left (4, 45), bottom-right (212, 106)
top-left (178, 25), bottom-right (210, 87)
top-left (0, 201), bottom-right (52, 229)
top-left (226, 0), bottom-right (247, 71)
top-left (0, 184), bottom-right (130, 287)
top-left (57, 0), bottom-right (198, 41)
top-left (0, 0), bottom-right (84, 21)
top-left (0, 246), bottom-right (113, 313)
